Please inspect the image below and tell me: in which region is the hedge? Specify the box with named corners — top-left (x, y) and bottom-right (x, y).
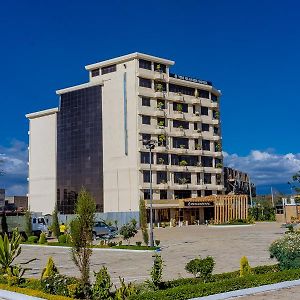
top-left (129, 268), bottom-right (300, 300)
top-left (162, 264), bottom-right (279, 289)
top-left (0, 283), bottom-right (72, 300)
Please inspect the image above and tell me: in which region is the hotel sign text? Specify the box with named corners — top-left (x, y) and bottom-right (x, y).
top-left (170, 73), bottom-right (212, 86)
top-left (185, 201), bottom-right (214, 207)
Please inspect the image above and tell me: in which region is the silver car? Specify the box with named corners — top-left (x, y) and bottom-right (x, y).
top-left (92, 221), bottom-right (117, 239)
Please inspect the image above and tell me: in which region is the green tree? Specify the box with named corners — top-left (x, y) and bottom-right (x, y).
top-left (139, 199), bottom-right (149, 246)
top-left (24, 210), bottom-right (32, 238)
top-left (119, 219), bottom-right (138, 245)
top-left (70, 188), bottom-right (96, 296)
top-left (289, 171), bottom-right (300, 193)
top-left (149, 254), bottom-right (163, 289)
top-left (1, 213), bottom-right (8, 234)
top-left (92, 266), bottom-right (113, 300)
top-left (240, 256), bottom-right (252, 277)
top-left (52, 205), bottom-right (60, 238)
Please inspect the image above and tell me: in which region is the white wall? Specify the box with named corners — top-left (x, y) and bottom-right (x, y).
top-left (28, 113), bottom-right (57, 214)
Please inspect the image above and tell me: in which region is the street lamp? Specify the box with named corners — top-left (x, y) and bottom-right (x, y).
top-left (143, 139), bottom-right (156, 247)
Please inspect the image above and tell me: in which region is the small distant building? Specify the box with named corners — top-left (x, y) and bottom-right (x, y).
top-left (4, 195), bottom-right (28, 212)
top-left (224, 167), bottom-right (256, 197)
top-left (0, 189), bottom-right (5, 209)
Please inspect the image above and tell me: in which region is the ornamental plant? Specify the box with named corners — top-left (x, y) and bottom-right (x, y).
top-left (115, 277), bottom-right (137, 299)
top-left (185, 256), bottom-right (215, 282)
top-left (119, 219), bottom-right (138, 245)
top-left (240, 256), bottom-right (252, 277)
top-left (139, 199), bottom-right (149, 246)
top-left (149, 254), bottom-right (163, 289)
top-left (269, 233), bottom-right (300, 269)
top-left (38, 232), bottom-right (47, 244)
top-left (92, 266), bottom-right (113, 300)
top-left (41, 257), bottom-right (58, 280)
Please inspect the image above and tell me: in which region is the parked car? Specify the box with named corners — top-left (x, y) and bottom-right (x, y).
top-left (92, 221), bottom-right (117, 239)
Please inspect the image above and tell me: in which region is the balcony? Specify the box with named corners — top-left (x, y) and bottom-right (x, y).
top-left (154, 72), bottom-right (166, 81)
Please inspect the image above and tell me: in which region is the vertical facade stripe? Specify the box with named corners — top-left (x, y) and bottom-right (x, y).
top-left (123, 72), bottom-right (128, 156)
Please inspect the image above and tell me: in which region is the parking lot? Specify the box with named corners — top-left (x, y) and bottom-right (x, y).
top-left (18, 222), bottom-right (284, 284)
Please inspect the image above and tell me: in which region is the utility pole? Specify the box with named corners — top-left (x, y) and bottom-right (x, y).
top-left (271, 187), bottom-right (274, 207)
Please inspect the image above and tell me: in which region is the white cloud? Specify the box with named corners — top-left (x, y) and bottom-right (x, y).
top-left (223, 150), bottom-right (300, 186)
top-left (0, 140), bottom-right (28, 195)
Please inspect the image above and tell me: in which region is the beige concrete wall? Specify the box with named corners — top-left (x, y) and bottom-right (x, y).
top-left (28, 113), bottom-right (57, 214)
top-left (97, 60), bottom-right (139, 212)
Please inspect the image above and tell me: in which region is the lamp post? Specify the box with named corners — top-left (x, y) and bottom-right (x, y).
top-left (143, 139), bottom-right (156, 247)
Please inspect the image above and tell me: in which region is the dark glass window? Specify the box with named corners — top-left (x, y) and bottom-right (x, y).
top-left (91, 69), bottom-right (100, 77)
top-left (173, 120), bottom-right (189, 129)
top-left (142, 134), bottom-right (151, 144)
top-left (154, 62), bottom-right (166, 73)
top-left (211, 94), bottom-right (218, 102)
top-left (193, 105), bottom-right (196, 114)
top-left (139, 59), bottom-right (152, 70)
top-left (57, 85), bottom-right (103, 214)
top-left (143, 171), bottom-right (151, 183)
top-left (157, 153), bottom-right (168, 165)
top-left (144, 189), bottom-right (150, 199)
top-left (142, 97), bottom-right (151, 106)
top-left (174, 172), bottom-right (191, 184)
top-left (139, 78), bottom-right (152, 88)
top-left (202, 123), bottom-right (210, 132)
top-left (173, 137), bottom-right (189, 149)
top-left (160, 190), bottom-right (168, 199)
top-left (205, 190), bottom-right (213, 196)
top-left (194, 123), bottom-right (198, 130)
top-left (174, 190), bottom-right (191, 199)
top-left (101, 64), bottom-right (116, 75)
top-left (157, 171), bottom-right (167, 184)
top-left (199, 90), bottom-right (210, 99)
top-left (201, 106), bottom-right (209, 115)
top-left (142, 115), bottom-right (151, 125)
top-left (202, 139), bottom-right (210, 151)
top-left (169, 84), bottom-right (194, 96)
top-left (202, 156), bottom-right (213, 167)
top-left (204, 173), bottom-right (212, 184)
top-left (171, 155), bottom-right (198, 166)
top-left (173, 102), bottom-right (188, 113)
top-left (141, 152), bottom-right (153, 164)
top-left (214, 126), bottom-right (219, 135)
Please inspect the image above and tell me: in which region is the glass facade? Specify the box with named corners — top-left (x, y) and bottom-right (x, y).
top-left (57, 85), bottom-right (103, 214)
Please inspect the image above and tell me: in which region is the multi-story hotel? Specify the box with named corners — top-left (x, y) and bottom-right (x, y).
top-left (26, 52), bottom-right (225, 222)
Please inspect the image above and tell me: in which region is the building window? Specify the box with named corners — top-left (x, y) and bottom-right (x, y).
top-left (211, 94), bottom-right (218, 102)
top-left (173, 120), bottom-right (189, 129)
top-left (143, 170), bottom-right (151, 183)
top-left (205, 190), bottom-right (213, 196)
top-left (144, 189), bottom-right (150, 199)
top-left (139, 59), bottom-right (152, 70)
top-left (160, 190), bottom-right (168, 199)
top-left (157, 118), bottom-right (166, 127)
top-left (199, 90), bottom-right (210, 99)
top-left (173, 102), bottom-right (188, 113)
top-left (142, 97), bottom-right (151, 106)
top-left (201, 106), bottom-right (209, 115)
top-left (169, 84), bottom-right (194, 96)
top-left (194, 123), bottom-right (197, 131)
top-left (141, 152), bottom-right (153, 164)
top-left (202, 139), bottom-right (210, 151)
top-left (157, 100), bottom-right (165, 109)
top-left (204, 173), bottom-right (211, 184)
top-left (202, 156), bottom-right (213, 167)
top-left (214, 126), bottom-right (219, 135)
top-left (174, 172), bottom-right (191, 184)
top-left (139, 77), bottom-right (152, 88)
top-left (154, 62), bottom-right (166, 73)
top-left (101, 64), bottom-right (116, 75)
top-left (173, 137), bottom-right (189, 149)
top-left (157, 171), bottom-right (167, 184)
top-left (142, 115), bottom-right (151, 125)
top-left (157, 153), bottom-right (168, 165)
top-left (142, 134), bottom-right (151, 144)
top-left (174, 190), bottom-right (191, 199)
top-left (202, 123), bottom-right (210, 132)
top-left (91, 69), bottom-right (100, 77)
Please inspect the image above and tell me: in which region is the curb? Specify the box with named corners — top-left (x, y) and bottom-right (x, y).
top-left (208, 225), bottom-right (253, 228)
top-left (189, 279), bottom-right (300, 299)
top-left (0, 289), bottom-right (43, 300)
top-left (22, 243), bottom-right (155, 253)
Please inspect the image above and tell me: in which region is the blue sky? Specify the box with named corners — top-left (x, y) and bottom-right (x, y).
top-left (0, 0), bottom-right (299, 195)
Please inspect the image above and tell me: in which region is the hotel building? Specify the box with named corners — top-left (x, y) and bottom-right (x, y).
top-left (26, 52), bottom-right (225, 222)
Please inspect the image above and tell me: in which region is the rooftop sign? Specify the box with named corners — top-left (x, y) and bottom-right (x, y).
top-left (184, 201), bottom-right (214, 207)
top-left (170, 73), bottom-right (212, 86)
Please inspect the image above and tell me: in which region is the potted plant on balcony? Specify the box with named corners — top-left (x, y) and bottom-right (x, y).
top-left (178, 177), bottom-right (188, 185)
top-left (179, 144), bottom-right (186, 149)
top-left (214, 111), bottom-right (220, 119)
top-left (178, 125), bottom-right (184, 131)
top-left (158, 120), bottom-right (165, 128)
top-left (160, 179), bottom-right (166, 184)
top-left (158, 134), bottom-right (166, 145)
top-left (179, 160), bottom-right (188, 167)
top-left (155, 83), bottom-right (163, 92)
top-left (156, 64), bottom-right (161, 72)
top-left (195, 111), bottom-right (200, 116)
top-left (176, 103), bottom-right (183, 113)
top-left (157, 157), bottom-right (165, 165)
top-left (216, 163), bottom-right (223, 168)
top-left (157, 101), bottom-right (164, 110)
top-left (215, 142), bottom-right (221, 152)
top-left (195, 144), bottom-right (201, 150)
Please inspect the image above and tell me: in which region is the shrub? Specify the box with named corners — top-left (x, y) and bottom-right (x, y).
top-left (58, 234), bottom-right (67, 244)
top-left (41, 257), bottom-right (58, 280)
top-left (269, 233), bottom-right (300, 269)
top-left (139, 199), bottom-right (149, 246)
top-left (136, 241), bottom-right (142, 247)
top-left (118, 241), bottom-right (123, 246)
top-left (155, 240), bottom-right (160, 247)
top-left (115, 277), bottom-right (137, 300)
top-left (1, 214), bottom-right (8, 234)
top-left (52, 205), bottom-right (60, 239)
top-left (119, 219), bottom-right (138, 245)
top-left (28, 236), bottom-right (38, 244)
top-left (240, 256), bottom-right (252, 277)
top-left (65, 234), bottom-right (72, 244)
top-left (25, 210), bottom-right (32, 238)
top-left (185, 256), bottom-right (215, 282)
top-left (92, 266), bottom-right (113, 300)
top-left (38, 232), bottom-right (47, 245)
top-left (149, 254), bottom-right (163, 289)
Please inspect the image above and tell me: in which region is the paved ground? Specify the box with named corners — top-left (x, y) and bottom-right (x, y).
top-left (16, 222), bottom-right (284, 286)
top-left (232, 285), bottom-right (300, 299)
